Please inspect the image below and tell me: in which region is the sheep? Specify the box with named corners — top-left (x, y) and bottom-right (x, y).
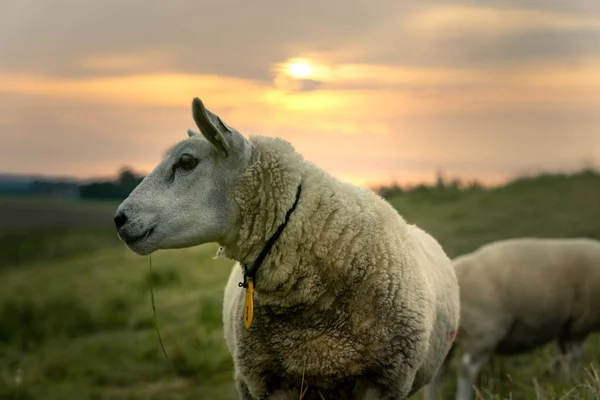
top-left (114, 97), bottom-right (460, 400)
top-left (424, 237), bottom-right (600, 400)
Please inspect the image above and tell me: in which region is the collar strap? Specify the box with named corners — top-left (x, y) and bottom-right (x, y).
top-left (238, 183), bottom-right (303, 289)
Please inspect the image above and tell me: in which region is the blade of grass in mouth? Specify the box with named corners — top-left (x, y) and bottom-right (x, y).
top-left (149, 254), bottom-right (169, 361)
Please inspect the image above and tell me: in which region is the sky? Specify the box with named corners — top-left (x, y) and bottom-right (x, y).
top-left (1, 0), bottom-right (599, 187)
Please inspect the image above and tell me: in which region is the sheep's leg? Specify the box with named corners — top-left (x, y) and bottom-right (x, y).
top-left (235, 371), bottom-right (256, 400)
top-left (265, 390), bottom-right (300, 400)
top-left (557, 337), bottom-right (586, 379)
top-left (423, 344), bottom-right (455, 400)
top-left (352, 368), bottom-right (417, 400)
top-left (568, 339), bottom-right (585, 374)
top-left (548, 347), bottom-right (563, 376)
top-left (235, 374), bottom-right (257, 400)
top-left (238, 372), bottom-right (300, 400)
top-left (352, 378), bottom-right (383, 400)
top-left (455, 351), bottom-right (489, 400)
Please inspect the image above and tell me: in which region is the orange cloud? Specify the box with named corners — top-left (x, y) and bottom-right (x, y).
top-left (78, 51), bottom-right (176, 72)
top-left (0, 73), bottom-right (267, 107)
top-left (408, 5), bottom-right (600, 37)
top-left (1, 57), bottom-right (599, 140)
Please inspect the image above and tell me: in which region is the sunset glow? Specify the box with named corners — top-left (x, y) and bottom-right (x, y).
top-left (287, 60), bottom-right (313, 79)
top-left (0, 1), bottom-right (599, 187)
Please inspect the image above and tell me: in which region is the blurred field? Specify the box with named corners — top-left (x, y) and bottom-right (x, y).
top-left (0, 196), bottom-right (118, 233)
top-left (1, 171), bottom-right (600, 399)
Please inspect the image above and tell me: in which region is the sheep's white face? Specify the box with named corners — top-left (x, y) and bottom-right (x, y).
top-left (114, 98), bottom-right (250, 255)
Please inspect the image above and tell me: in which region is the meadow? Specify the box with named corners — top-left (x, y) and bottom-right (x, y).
top-left (0, 171), bottom-right (599, 399)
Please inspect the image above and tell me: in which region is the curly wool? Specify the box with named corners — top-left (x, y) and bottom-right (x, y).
top-left (220, 136), bottom-right (460, 399)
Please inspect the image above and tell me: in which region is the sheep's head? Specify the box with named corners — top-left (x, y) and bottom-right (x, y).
top-left (114, 98), bottom-right (251, 255)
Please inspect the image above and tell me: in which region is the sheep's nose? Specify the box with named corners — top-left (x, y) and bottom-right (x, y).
top-left (114, 211), bottom-right (128, 229)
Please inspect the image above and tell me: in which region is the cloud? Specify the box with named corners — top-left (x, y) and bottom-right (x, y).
top-left (3, 0), bottom-right (599, 82)
top-left (0, 0), bottom-right (411, 80)
top-left (0, 72), bottom-right (267, 107)
top-left (1, 90), bottom-right (598, 186)
top-left (407, 5), bottom-right (600, 37)
top-left (405, 5), bottom-right (600, 66)
top-left (1, 56), bottom-right (598, 133)
top-left (330, 3), bottom-right (600, 68)
top-left (1, 0), bottom-right (600, 186)
top-left (77, 51), bottom-right (176, 73)
top-left (273, 75), bottom-right (324, 93)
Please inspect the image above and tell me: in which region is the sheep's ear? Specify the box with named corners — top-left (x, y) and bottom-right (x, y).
top-left (191, 97), bottom-right (232, 157)
top-left (187, 129), bottom-right (199, 137)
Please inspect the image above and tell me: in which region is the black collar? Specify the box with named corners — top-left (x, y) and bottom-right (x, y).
top-left (238, 183), bottom-right (303, 289)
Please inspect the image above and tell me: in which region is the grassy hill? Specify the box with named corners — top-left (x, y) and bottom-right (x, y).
top-left (0, 170), bottom-right (599, 399)
top-left (389, 170), bottom-right (600, 258)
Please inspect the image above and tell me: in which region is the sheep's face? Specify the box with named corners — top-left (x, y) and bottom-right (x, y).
top-left (114, 98), bottom-right (251, 256)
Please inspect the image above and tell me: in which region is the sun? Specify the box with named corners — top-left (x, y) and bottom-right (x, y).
top-left (287, 60), bottom-right (313, 79)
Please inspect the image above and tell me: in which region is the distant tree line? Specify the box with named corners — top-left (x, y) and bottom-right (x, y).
top-left (30, 167), bottom-right (479, 202)
top-left (79, 167), bottom-right (146, 200)
top-left (7, 163), bottom-right (598, 203)
top-left (373, 166), bottom-right (600, 203)
top-left (29, 180), bottom-right (80, 198)
top-left (373, 169), bottom-right (484, 201)
top-left (12, 167), bottom-right (147, 201)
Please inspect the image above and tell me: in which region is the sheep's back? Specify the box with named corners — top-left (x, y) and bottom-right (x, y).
top-left (454, 237), bottom-right (600, 352)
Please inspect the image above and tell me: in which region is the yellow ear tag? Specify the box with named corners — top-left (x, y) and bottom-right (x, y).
top-left (244, 278), bottom-right (255, 329)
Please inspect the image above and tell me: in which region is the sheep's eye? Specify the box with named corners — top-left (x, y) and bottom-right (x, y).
top-left (176, 154), bottom-right (198, 171)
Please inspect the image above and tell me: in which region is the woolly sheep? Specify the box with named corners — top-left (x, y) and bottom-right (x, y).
top-left (424, 237), bottom-right (600, 400)
top-left (114, 97), bottom-right (460, 400)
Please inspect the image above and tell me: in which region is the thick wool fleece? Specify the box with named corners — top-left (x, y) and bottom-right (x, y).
top-left (453, 237), bottom-right (600, 356)
top-left (220, 136), bottom-right (460, 400)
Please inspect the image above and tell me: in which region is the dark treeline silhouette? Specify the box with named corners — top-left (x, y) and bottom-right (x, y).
top-left (0, 167), bottom-right (147, 200)
top-left (79, 167), bottom-right (146, 200)
top-left (373, 169), bottom-right (484, 200)
top-left (31, 180), bottom-right (81, 198)
top-left (4, 165), bottom-right (599, 203)
top-left (373, 167), bottom-right (600, 203)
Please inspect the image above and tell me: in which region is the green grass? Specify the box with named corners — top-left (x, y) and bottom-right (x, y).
top-left (0, 196), bottom-right (119, 233)
top-left (388, 170), bottom-right (600, 258)
top-left (0, 243), bottom-right (237, 400)
top-left (0, 196), bottom-right (120, 267)
top-left (391, 170), bottom-right (600, 400)
top-left (0, 170), bottom-right (599, 399)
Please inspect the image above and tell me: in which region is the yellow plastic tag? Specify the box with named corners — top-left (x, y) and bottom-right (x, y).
top-left (244, 279), bottom-right (254, 329)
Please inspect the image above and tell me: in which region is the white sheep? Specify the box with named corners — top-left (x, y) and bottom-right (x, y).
top-left (424, 237), bottom-right (600, 400)
top-left (114, 97), bottom-right (460, 400)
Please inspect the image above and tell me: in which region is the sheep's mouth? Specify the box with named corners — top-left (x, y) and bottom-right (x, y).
top-left (125, 227), bottom-right (155, 245)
